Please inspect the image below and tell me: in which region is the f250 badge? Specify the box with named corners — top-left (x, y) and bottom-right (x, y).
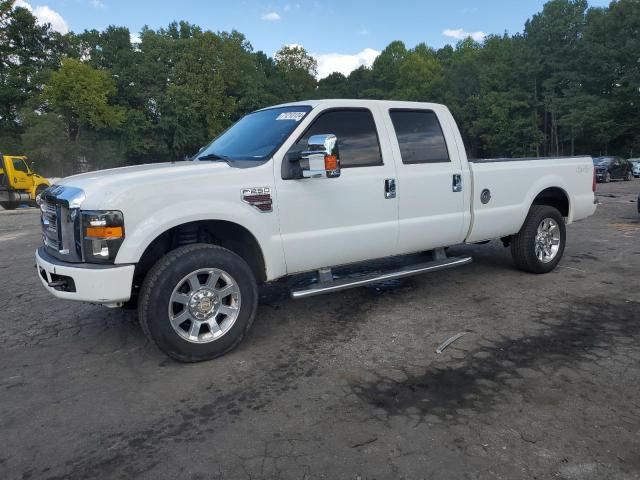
top-left (241, 187), bottom-right (273, 213)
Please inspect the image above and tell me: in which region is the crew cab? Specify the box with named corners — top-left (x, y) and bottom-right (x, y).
top-left (35, 100), bottom-right (597, 362)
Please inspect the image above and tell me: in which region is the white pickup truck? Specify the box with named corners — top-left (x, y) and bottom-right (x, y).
top-left (35, 100), bottom-right (597, 361)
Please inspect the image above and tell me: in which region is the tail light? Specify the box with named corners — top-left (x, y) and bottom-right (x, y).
top-left (592, 167), bottom-right (596, 192)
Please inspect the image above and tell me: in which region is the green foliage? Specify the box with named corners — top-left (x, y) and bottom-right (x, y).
top-left (274, 45), bottom-right (317, 100)
top-left (1, 0), bottom-right (639, 175)
top-left (0, 0), bottom-right (68, 146)
top-left (21, 112), bottom-right (76, 176)
top-left (44, 58), bottom-right (125, 140)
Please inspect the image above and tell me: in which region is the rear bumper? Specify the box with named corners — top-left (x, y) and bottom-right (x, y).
top-left (35, 247), bottom-right (135, 305)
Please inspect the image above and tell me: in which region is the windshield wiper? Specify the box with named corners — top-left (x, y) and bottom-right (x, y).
top-left (198, 152), bottom-right (230, 161)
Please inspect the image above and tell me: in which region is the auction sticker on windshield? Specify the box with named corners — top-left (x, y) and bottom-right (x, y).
top-left (276, 112), bottom-right (306, 121)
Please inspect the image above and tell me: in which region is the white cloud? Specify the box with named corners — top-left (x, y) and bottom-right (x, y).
top-left (130, 32), bottom-right (141, 44)
top-left (261, 12), bottom-right (281, 21)
top-left (91, 0), bottom-right (105, 8)
top-left (315, 48), bottom-right (381, 79)
top-left (442, 28), bottom-right (486, 42)
top-left (358, 28), bottom-right (369, 36)
top-left (14, 0), bottom-right (69, 34)
top-left (283, 4), bottom-right (291, 12)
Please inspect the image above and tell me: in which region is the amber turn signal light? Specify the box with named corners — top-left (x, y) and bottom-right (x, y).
top-left (85, 226), bottom-right (124, 239)
top-left (324, 154), bottom-right (338, 171)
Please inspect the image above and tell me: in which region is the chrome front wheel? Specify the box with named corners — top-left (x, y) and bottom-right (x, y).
top-left (169, 268), bottom-right (241, 344)
top-left (534, 218), bottom-right (561, 263)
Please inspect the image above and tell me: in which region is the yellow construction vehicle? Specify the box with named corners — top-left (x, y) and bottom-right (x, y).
top-left (0, 154), bottom-right (50, 210)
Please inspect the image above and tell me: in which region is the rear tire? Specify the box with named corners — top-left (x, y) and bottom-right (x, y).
top-left (139, 243), bottom-right (258, 362)
top-left (625, 171), bottom-right (633, 181)
top-left (0, 201), bottom-right (18, 210)
top-left (510, 205), bottom-right (566, 274)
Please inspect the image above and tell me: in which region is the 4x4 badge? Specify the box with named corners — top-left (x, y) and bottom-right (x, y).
top-left (241, 187), bottom-right (273, 212)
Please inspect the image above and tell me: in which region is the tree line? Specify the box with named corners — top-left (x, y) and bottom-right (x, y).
top-left (1, 0), bottom-right (639, 176)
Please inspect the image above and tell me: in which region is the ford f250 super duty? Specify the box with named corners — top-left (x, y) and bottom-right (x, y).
top-left (35, 100), bottom-right (597, 362)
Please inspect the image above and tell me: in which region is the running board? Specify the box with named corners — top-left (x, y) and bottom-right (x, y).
top-left (290, 256), bottom-right (472, 299)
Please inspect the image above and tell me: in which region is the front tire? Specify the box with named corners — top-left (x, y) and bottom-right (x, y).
top-left (604, 171), bottom-right (611, 183)
top-left (139, 244), bottom-right (258, 362)
top-left (510, 205), bottom-right (566, 274)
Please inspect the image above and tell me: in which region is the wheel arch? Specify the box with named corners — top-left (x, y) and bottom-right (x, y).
top-left (133, 220), bottom-right (267, 293)
top-left (531, 186), bottom-right (570, 219)
top-left (502, 185), bottom-right (571, 247)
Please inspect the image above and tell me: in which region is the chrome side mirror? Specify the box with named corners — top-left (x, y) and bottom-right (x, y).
top-left (301, 134), bottom-right (340, 179)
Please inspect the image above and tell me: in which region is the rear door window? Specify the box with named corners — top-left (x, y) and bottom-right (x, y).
top-left (389, 110), bottom-right (450, 164)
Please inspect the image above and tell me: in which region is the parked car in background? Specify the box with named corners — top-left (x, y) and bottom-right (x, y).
top-left (593, 156), bottom-right (634, 182)
top-left (629, 159), bottom-right (640, 178)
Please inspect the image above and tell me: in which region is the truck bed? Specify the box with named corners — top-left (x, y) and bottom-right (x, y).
top-left (465, 156), bottom-right (595, 243)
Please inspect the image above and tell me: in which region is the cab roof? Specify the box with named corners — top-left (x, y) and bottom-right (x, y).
top-left (261, 99), bottom-right (447, 111)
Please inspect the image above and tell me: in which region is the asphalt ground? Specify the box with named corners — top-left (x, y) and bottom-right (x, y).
top-left (0, 180), bottom-right (639, 480)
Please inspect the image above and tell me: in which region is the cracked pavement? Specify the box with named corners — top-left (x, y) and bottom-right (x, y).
top-left (1, 181), bottom-right (639, 479)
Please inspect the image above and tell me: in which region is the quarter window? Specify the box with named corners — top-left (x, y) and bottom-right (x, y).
top-left (390, 110), bottom-right (450, 164)
top-left (289, 109), bottom-right (383, 168)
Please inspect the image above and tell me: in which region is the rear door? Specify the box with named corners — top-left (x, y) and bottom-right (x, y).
top-left (275, 107), bottom-right (399, 274)
top-left (383, 108), bottom-right (467, 253)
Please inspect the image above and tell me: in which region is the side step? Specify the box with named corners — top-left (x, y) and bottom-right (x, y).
top-left (290, 256), bottom-right (472, 299)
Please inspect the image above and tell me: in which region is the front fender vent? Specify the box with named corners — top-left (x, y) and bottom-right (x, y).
top-left (241, 187), bottom-right (273, 213)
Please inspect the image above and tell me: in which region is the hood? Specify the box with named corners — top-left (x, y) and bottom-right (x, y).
top-left (54, 161), bottom-right (234, 209)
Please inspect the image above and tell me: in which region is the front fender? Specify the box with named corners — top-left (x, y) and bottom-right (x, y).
top-left (114, 200), bottom-right (286, 281)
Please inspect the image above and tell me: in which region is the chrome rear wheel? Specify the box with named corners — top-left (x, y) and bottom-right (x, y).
top-left (511, 205), bottom-right (566, 274)
top-left (535, 218), bottom-right (561, 263)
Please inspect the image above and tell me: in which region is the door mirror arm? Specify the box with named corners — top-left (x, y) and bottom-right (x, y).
top-left (281, 152), bottom-right (304, 180)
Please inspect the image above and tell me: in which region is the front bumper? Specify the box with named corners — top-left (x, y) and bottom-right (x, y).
top-left (35, 247), bottom-right (135, 305)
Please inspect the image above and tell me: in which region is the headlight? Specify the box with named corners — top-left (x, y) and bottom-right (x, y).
top-left (81, 210), bottom-right (125, 263)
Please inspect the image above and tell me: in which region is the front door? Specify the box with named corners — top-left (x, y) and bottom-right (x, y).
top-left (8, 158), bottom-right (31, 189)
top-left (275, 108), bottom-right (399, 274)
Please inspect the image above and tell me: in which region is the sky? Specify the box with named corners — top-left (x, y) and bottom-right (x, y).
top-left (15, 0), bottom-right (611, 78)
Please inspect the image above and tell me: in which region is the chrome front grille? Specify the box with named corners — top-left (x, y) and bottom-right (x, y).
top-left (41, 200), bottom-right (61, 250)
top-left (39, 185), bottom-right (85, 262)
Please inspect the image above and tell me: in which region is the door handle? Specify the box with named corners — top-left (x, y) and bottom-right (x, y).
top-left (452, 174), bottom-right (462, 192)
top-left (384, 178), bottom-right (396, 199)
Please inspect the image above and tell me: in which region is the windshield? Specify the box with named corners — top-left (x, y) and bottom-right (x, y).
top-left (593, 157), bottom-right (612, 166)
top-left (196, 106), bottom-right (312, 161)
